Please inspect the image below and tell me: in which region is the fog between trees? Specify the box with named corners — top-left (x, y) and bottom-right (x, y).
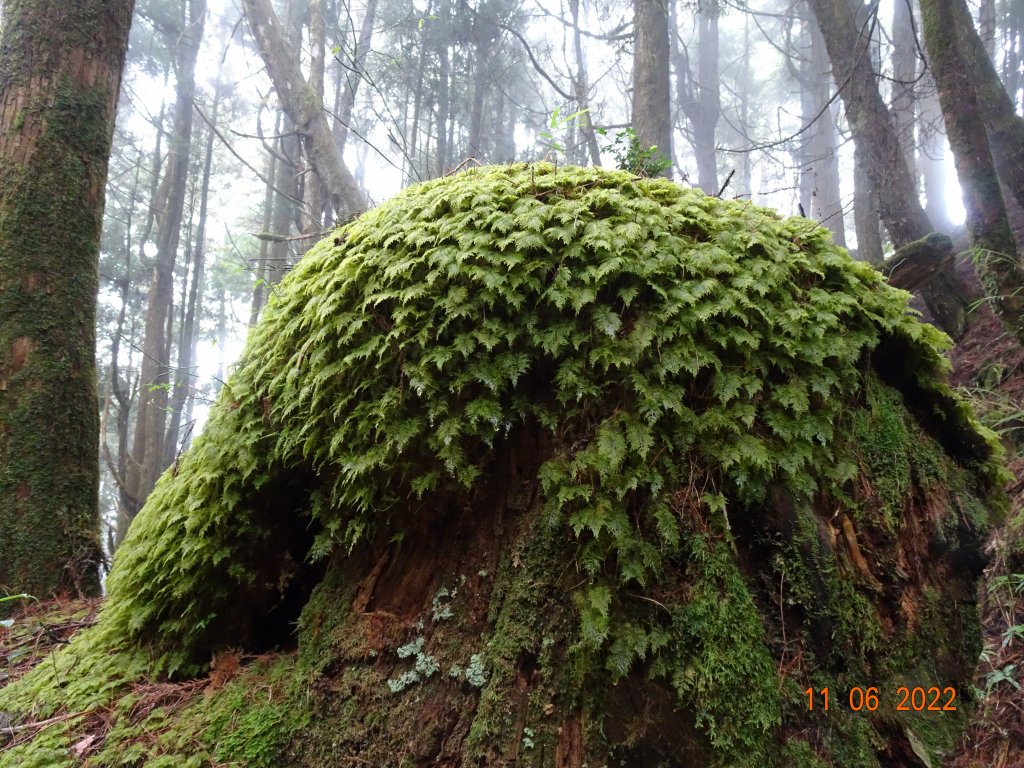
top-left (2, 0), bottom-right (1023, 581)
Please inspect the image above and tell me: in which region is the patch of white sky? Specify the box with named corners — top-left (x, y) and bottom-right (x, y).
top-left (106, 0), bottom-right (967, 440)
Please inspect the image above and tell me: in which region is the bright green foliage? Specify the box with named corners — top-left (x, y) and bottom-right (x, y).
top-left (598, 126), bottom-right (673, 177)
top-left (95, 163), bottom-right (1001, 672)
top-left (1, 163), bottom-right (1006, 766)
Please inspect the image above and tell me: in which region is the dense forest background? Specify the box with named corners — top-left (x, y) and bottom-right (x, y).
top-left (2, 0), bottom-right (1024, 764)
top-left (68, 0), bottom-right (1019, 551)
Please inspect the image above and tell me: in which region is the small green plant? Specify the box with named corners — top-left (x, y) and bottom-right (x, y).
top-left (960, 385), bottom-right (1024, 443)
top-left (984, 663), bottom-right (1021, 693)
top-left (596, 126), bottom-right (671, 177)
top-left (1002, 623), bottom-right (1024, 649)
top-left (0, 594), bottom-right (35, 629)
top-left (539, 107), bottom-right (590, 159)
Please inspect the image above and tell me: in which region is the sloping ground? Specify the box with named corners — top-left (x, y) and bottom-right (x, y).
top-left (0, 164), bottom-right (1013, 767)
top-left (947, 300), bottom-right (1024, 768)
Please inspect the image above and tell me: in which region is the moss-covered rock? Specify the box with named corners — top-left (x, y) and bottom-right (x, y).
top-left (0, 164), bottom-right (1009, 766)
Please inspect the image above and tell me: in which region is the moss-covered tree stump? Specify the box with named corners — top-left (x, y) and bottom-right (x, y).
top-left (0, 164), bottom-right (1008, 767)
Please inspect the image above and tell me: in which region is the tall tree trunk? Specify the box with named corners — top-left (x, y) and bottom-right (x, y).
top-left (466, 39), bottom-right (487, 161)
top-left (250, 119), bottom-right (279, 326)
top-left (163, 85), bottom-right (220, 469)
top-left (435, 0), bottom-right (452, 177)
top-left (465, 0), bottom-right (498, 162)
top-left (303, 0), bottom-right (327, 239)
top-left (921, 0), bottom-right (1024, 346)
top-left (493, 91), bottom-right (516, 163)
top-left (0, 0), bottom-right (134, 597)
top-left (269, 128), bottom-right (300, 289)
top-left (107, 152), bottom-right (143, 550)
top-left (802, 15), bottom-right (845, 246)
top-left (214, 286), bottom-right (227, 396)
top-left (406, 4), bottom-right (429, 180)
top-left (242, 0), bottom-right (367, 217)
top-left (693, 10), bottom-right (719, 191)
top-left (570, 0), bottom-right (602, 167)
top-left (333, 0), bottom-right (378, 154)
top-left (1003, 0), bottom-right (1024, 103)
top-left (891, 0), bottom-right (918, 181)
top-left (633, 0), bottom-right (672, 177)
top-left (806, 0), bottom-right (929, 244)
top-left (948, 0), bottom-right (1024, 214)
top-left (853, 143), bottom-right (884, 265)
top-left (123, 0), bottom-right (207, 541)
top-left (806, 0), bottom-right (969, 337)
top-left (735, 16), bottom-right (753, 199)
top-left (980, 0), bottom-right (997, 59)
top-left (918, 78), bottom-right (953, 231)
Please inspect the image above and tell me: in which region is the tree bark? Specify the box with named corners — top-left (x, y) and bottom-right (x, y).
top-left (570, 0), bottom-right (602, 166)
top-left (332, 0), bottom-right (378, 155)
top-left (163, 86), bottom-right (220, 469)
top-left (853, 143), bottom-right (883, 265)
top-left (671, 0), bottom-right (714, 188)
top-left (693, 11), bottom-right (719, 191)
top-left (806, 0), bottom-right (929, 244)
top-left (891, 0), bottom-right (918, 178)
top-left (921, 0), bottom-right (1024, 346)
top-left (800, 14), bottom-right (845, 247)
top-left (303, 0), bottom-right (327, 238)
top-left (242, 0), bottom-right (367, 217)
top-left (806, 0), bottom-right (969, 337)
top-left (633, 0), bottom-right (673, 177)
top-left (0, 0), bottom-right (134, 596)
top-left (250, 115), bottom-right (279, 326)
top-left (948, 0), bottom-right (1024, 215)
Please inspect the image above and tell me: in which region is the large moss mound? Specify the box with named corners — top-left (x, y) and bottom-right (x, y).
top-left (0, 164), bottom-right (1009, 766)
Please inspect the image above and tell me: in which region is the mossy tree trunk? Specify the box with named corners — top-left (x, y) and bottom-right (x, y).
top-left (920, 0), bottom-right (1024, 348)
top-left (947, 0), bottom-right (1024, 214)
top-left (0, 0), bottom-right (134, 596)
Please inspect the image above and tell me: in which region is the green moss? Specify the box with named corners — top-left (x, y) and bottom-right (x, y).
top-left (464, 518), bottom-right (581, 758)
top-left (0, 720), bottom-right (75, 768)
top-left (93, 163), bottom-right (1001, 673)
top-left (661, 532), bottom-right (780, 767)
top-left (850, 383), bottom-right (916, 534)
top-left (0, 164), bottom-right (1006, 764)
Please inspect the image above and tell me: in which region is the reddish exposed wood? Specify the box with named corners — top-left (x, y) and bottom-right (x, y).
top-left (555, 714), bottom-right (584, 768)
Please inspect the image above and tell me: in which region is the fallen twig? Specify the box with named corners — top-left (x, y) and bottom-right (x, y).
top-left (6, 709), bottom-right (90, 734)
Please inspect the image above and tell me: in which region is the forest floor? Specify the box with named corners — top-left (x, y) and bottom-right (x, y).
top-left (2, 289), bottom-right (1024, 767)
top-left (945, 301), bottom-right (1024, 768)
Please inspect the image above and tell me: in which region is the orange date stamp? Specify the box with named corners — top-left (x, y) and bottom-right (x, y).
top-left (804, 686), bottom-right (958, 712)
